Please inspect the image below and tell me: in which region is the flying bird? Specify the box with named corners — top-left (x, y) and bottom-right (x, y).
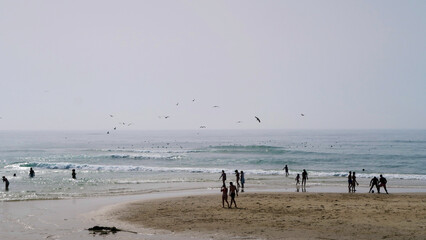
top-left (236, 121), bottom-right (242, 124)
top-left (301, 113), bottom-right (305, 117)
top-left (109, 115), bottom-right (114, 118)
top-left (255, 116), bottom-right (261, 123)
top-left (212, 105), bottom-right (220, 108)
top-left (199, 126), bottom-right (207, 128)
top-left (192, 99), bottom-right (195, 102)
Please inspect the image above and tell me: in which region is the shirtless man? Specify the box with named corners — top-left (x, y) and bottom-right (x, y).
top-left (221, 184), bottom-right (230, 208)
top-left (302, 169), bottom-right (308, 187)
top-left (348, 171), bottom-right (352, 193)
top-left (351, 172), bottom-right (359, 192)
top-left (369, 176), bottom-right (379, 193)
top-left (219, 170), bottom-right (226, 185)
top-left (283, 165), bottom-right (289, 177)
top-left (229, 182), bottom-right (238, 208)
top-left (379, 175), bottom-right (388, 194)
top-left (235, 170), bottom-right (240, 187)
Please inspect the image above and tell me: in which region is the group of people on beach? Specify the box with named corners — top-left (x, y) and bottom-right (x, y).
top-left (2, 168), bottom-right (77, 191)
top-left (219, 170), bottom-right (244, 208)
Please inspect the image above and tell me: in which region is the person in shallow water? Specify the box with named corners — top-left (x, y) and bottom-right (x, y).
top-left (302, 169), bottom-right (308, 187)
top-left (240, 170), bottom-right (245, 192)
top-left (72, 169), bottom-right (76, 179)
top-left (219, 170), bottom-right (226, 185)
top-left (2, 176), bottom-right (9, 191)
top-left (29, 168), bottom-right (35, 178)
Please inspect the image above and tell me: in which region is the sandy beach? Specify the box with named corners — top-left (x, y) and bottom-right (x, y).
top-left (108, 192), bottom-right (426, 240)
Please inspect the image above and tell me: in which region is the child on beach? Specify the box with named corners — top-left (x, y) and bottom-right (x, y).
top-left (295, 174), bottom-right (300, 185)
top-left (221, 184), bottom-right (230, 208)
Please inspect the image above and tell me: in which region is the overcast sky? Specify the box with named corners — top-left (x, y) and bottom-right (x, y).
top-left (0, 1), bottom-right (425, 131)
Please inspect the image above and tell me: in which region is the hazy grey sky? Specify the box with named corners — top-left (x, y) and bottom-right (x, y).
top-left (1, 1), bottom-right (425, 130)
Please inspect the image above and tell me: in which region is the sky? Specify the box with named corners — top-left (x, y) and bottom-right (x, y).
top-left (0, 1), bottom-right (425, 131)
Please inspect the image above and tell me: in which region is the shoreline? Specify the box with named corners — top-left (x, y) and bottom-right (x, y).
top-left (1, 185), bottom-right (426, 240)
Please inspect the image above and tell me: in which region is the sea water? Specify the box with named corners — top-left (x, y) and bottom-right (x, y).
top-left (1, 129), bottom-right (425, 201)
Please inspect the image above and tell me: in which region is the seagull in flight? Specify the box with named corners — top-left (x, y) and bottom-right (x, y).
top-left (212, 105), bottom-right (220, 108)
top-left (199, 126), bottom-right (207, 128)
top-left (301, 113), bottom-right (305, 117)
top-left (255, 116), bottom-right (261, 123)
top-left (109, 115), bottom-right (114, 118)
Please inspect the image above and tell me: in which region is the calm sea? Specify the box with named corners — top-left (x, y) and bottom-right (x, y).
top-left (1, 130), bottom-right (425, 201)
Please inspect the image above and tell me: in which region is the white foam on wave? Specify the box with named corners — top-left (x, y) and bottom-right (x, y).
top-left (5, 162), bottom-right (426, 181)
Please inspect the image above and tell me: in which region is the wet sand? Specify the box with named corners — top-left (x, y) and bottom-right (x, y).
top-left (110, 192), bottom-right (426, 240)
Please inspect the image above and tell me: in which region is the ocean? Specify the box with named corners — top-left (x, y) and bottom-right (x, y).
top-left (1, 129), bottom-right (425, 201)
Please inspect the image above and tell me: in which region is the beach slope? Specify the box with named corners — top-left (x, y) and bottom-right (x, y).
top-left (109, 192), bottom-right (426, 240)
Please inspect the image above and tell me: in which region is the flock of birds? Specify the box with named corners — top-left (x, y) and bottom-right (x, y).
top-left (105, 99), bottom-right (305, 134)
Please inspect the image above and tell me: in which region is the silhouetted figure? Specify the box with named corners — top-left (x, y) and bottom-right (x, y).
top-left (221, 184), bottom-right (230, 208)
top-left (379, 174), bottom-right (388, 194)
top-left (295, 174), bottom-right (300, 185)
top-left (72, 169), bottom-right (76, 179)
top-left (348, 171), bottom-right (352, 193)
top-left (283, 165), bottom-right (289, 177)
top-left (352, 172), bottom-right (359, 192)
top-left (302, 169), bottom-right (308, 187)
top-left (219, 170), bottom-right (226, 185)
top-left (229, 182), bottom-right (238, 208)
top-left (29, 168), bottom-right (35, 178)
top-left (240, 171), bottom-right (245, 192)
top-left (369, 176), bottom-right (380, 193)
top-left (13, 173), bottom-right (16, 177)
top-left (235, 170), bottom-right (240, 188)
top-left (2, 176), bottom-right (9, 191)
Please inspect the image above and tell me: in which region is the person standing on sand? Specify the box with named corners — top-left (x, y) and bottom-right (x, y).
top-left (379, 174), bottom-right (388, 194)
top-left (229, 182), bottom-right (238, 208)
top-left (219, 170), bottom-right (226, 185)
top-left (72, 169), bottom-right (76, 179)
top-left (235, 170), bottom-right (240, 188)
top-left (283, 165), bottom-right (289, 177)
top-left (302, 169), bottom-right (308, 187)
top-left (369, 176), bottom-right (380, 193)
top-left (295, 173), bottom-right (300, 185)
top-left (347, 171), bottom-right (352, 193)
top-left (351, 172), bottom-right (359, 192)
top-left (221, 184), bottom-right (230, 208)
top-left (240, 171), bottom-right (245, 192)
top-left (29, 168), bottom-right (35, 178)
top-left (2, 176), bottom-right (9, 191)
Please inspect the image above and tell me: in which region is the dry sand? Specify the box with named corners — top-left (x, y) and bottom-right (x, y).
top-left (110, 192), bottom-right (426, 240)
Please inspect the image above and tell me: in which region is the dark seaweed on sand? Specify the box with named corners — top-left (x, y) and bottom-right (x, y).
top-left (87, 226), bottom-right (137, 235)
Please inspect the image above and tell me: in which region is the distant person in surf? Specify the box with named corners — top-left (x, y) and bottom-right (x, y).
top-left (369, 176), bottom-right (380, 193)
top-left (235, 170), bottom-right (240, 188)
top-left (229, 182), bottom-right (238, 208)
top-left (72, 169), bottom-right (76, 179)
top-left (379, 175), bottom-right (388, 194)
top-left (2, 176), bottom-right (9, 191)
top-left (29, 168), bottom-right (35, 178)
top-left (351, 172), bottom-right (359, 192)
top-left (348, 171), bottom-right (352, 193)
top-left (240, 170), bottom-right (245, 192)
top-left (283, 165), bottom-right (289, 177)
top-left (221, 184), bottom-right (230, 208)
top-left (302, 169), bottom-right (308, 187)
top-left (219, 170), bottom-right (226, 185)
